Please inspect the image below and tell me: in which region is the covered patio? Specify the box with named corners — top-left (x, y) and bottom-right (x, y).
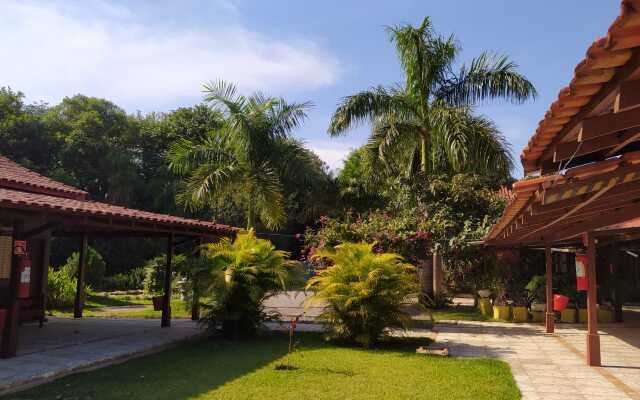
top-left (486, 0), bottom-right (640, 367)
top-left (0, 155), bottom-right (239, 359)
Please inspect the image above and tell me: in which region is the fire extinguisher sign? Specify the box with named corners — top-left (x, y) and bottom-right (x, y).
top-left (575, 254), bottom-right (588, 291)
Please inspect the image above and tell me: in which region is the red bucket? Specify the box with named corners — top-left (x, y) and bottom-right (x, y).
top-left (0, 309), bottom-right (6, 331)
top-left (553, 294), bottom-right (570, 312)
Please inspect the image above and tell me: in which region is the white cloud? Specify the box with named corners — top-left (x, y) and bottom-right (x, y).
top-left (307, 140), bottom-right (356, 172)
top-left (0, 1), bottom-right (341, 111)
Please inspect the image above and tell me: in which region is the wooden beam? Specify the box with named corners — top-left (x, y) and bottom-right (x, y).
top-left (584, 231), bottom-right (601, 366)
top-left (0, 221), bottom-right (24, 359)
top-left (616, 78), bottom-right (640, 112)
top-left (545, 245), bottom-right (554, 334)
top-left (73, 233), bottom-right (88, 319)
top-left (161, 233), bottom-right (174, 328)
top-left (552, 201), bottom-right (640, 242)
top-left (579, 107), bottom-right (640, 142)
top-left (23, 222), bottom-right (61, 239)
top-left (535, 49), bottom-right (640, 171)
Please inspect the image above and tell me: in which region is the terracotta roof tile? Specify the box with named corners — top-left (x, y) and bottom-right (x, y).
top-left (0, 156), bottom-right (88, 200)
top-left (521, 0), bottom-right (640, 172)
top-left (0, 187), bottom-right (239, 235)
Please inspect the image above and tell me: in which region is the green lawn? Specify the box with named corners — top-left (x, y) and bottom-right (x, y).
top-left (3, 333), bottom-right (520, 400)
top-left (49, 294), bottom-right (191, 319)
top-left (427, 305), bottom-right (488, 322)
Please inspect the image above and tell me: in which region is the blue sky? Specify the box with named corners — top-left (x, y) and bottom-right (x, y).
top-left (0, 1), bottom-right (619, 176)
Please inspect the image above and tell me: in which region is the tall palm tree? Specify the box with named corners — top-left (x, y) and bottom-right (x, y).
top-left (167, 80), bottom-right (313, 230)
top-left (329, 17), bottom-right (536, 177)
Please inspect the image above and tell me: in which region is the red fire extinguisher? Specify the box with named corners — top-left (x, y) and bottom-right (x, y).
top-left (575, 254), bottom-right (588, 291)
top-left (18, 257), bottom-right (31, 298)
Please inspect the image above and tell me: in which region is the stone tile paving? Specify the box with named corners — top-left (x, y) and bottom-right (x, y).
top-left (0, 317), bottom-right (203, 396)
top-left (433, 320), bottom-right (640, 400)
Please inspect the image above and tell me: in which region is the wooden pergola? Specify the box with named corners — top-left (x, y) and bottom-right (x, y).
top-left (485, 0), bottom-right (640, 366)
top-left (0, 155), bottom-right (239, 359)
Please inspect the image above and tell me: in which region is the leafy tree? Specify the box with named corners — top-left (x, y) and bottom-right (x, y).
top-left (198, 230), bottom-right (296, 338)
top-left (306, 242), bottom-right (417, 347)
top-left (336, 147), bottom-right (388, 213)
top-left (329, 17), bottom-right (535, 178)
top-left (60, 246), bottom-right (107, 288)
top-left (168, 80), bottom-right (315, 230)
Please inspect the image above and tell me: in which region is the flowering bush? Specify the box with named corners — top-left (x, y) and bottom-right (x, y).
top-left (303, 211), bottom-right (431, 266)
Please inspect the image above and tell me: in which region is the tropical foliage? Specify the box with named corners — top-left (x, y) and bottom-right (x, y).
top-left (306, 242), bottom-right (418, 347)
top-left (329, 17), bottom-right (535, 178)
top-left (168, 80), bottom-right (332, 230)
top-left (198, 230), bottom-right (297, 338)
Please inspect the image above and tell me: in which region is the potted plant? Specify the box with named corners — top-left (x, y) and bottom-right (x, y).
top-left (477, 289), bottom-right (493, 317)
top-left (510, 292), bottom-right (529, 323)
top-left (492, 282), bottom-right (510, 321)
top-left (525, 275), bottom-right (546, 322)
top-left (152, 295), bottom-right (164, 311)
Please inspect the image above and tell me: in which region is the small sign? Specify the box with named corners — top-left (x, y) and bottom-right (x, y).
top-left (13, 240), bottom-right (26, 256)
top-left (576, 254), bottom-right (588, 291)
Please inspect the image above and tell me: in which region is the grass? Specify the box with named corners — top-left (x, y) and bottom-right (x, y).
top-left (49, 294), bottom-right (191, 319)
top-left (2, 333), bottom-right (519, 400)
top-left (427, 305), bottom-right (488, 322)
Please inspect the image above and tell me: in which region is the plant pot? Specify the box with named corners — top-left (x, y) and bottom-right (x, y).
top-left (0, 309), bottom-right (6, 331)
top-left (578, 308), bottom-right (588, 323)
top-left (560, 308), bottom-right (577, 323)
top-left (478, 298), bottom-right (492, 317)
top-left (512, 306), bottom-right (528, 323)
top-left (152, 296), bottom-right (164, 311)
top-left (477, 289), bottom-right (492, 299)
top-left (598, 308), bottom-right (613, 323)
top-left (530, 311), bottom-right (545, 323)
top-left (530, 303), bottom-right (546, 312)
top-left (493, 305), bottom-right (510, 321)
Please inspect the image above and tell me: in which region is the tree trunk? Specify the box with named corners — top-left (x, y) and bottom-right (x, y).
top-left (432, 250), bottom-right (443, 296)
top-left (419, 259), bottom-right (434, 298)
top-left (420, 135), bottom-right (428, 173)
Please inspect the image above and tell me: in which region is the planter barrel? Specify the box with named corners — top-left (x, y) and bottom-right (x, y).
top-left (531, 311), bottom-right (545, 322)
top-left (478, 298), bottom-right (492, 317)
top-left (560, 308), bottom-right (577, 323)
top-left (512, 306), bottom-right (528, 323)
top-left (152, 296), bottom-right (164, 311)
top-left (578, 308), bottom-right (588, 323)
top-left (598, 308), bottom-right (614, 323)
top-left (493, 305), bottom-right (510, 321)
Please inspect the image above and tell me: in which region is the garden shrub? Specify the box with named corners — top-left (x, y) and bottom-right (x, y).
top-left (101, 267), bottom-right (145, 291)
top-left (47, 266), bottom-right (81, 309)
top-left (61, 247), bottom-right (106, 288)
top-left (306, 242), bottom-right (418, 348)
top-left (142, 254), bottom-right (186, 296)
top-left (198, 230), bottom-right (296, 338)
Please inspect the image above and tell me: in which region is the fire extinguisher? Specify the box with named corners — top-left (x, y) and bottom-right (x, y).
top-left (18, 257), bottom-right (31, 298)
top-left (575, 254), bottom-right (588, 291)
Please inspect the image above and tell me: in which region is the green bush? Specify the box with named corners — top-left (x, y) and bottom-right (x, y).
top-left (142, 254), bottom-right (186, 296)
top-left (101, 267), bottom-right (145, 291)
top-left (47, 267), bottom-right (80, 309)
top-left (61, 247), bottom-right (106, 288)
top-left (198, 230), bottom-right (296, 338)
top-left (306, 242), bottom-right (418, 348)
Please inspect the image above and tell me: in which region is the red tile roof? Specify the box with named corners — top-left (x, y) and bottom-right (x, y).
top-left (0, 187), bottom-right (239, 235)
top-left (0, 156), bottom-right (88, 200)
top-left (0, 155), bottom-right (239, 236)
top-left (521, 0), bottom-right (640, 172)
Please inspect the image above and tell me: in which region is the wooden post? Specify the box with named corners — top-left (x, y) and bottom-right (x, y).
top-left (585, 231), bottom-right (601, 366)
top-left (612, 243), bottom-right (624, 323)
top-left (1, 221), bottom-right (24, 359)
top-left (161, 233), bottom-right (174, 328)
top-left (191, 237), bottom-right (203, 321)
top-left (545, 245), bottom-right (555, 334)
top-left (432, 250), bottom-right (443, 296)
top-left (73, 233), bottom-right (88, 319)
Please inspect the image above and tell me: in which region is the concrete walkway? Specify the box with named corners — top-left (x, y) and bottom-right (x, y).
top-left (0, 317), bottom-right (204, 396)
top-left (433, 321), bottom-right (640, 400)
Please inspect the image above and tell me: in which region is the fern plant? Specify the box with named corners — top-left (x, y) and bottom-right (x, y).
top-left (198, 230), bottom-right (297, 338)
top-left (306, 242), bottom-right (418, 348)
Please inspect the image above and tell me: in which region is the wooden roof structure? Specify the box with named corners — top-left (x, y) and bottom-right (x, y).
top-left (487, 0), bottom-right (640, 247)
top-left (0, 155), bottom-right (239, 238)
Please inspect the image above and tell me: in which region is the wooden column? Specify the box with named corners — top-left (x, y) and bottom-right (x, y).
top-left (432, 250), bottom-right (443, 296)
top-left (585, 231), bottom-right (601, 366)
top-left (161, 233), bottom-right (174, 328)
top-left (191, 237), bottom-right (203, 321)
top-left (1, 221), bottom-right (24, 359)
top-left (545, 245), bottom-right (555, 334)
top-left (73, 233), bottom-right (88, 319)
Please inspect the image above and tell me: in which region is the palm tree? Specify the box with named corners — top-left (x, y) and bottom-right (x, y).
top-left (329, 17), bottom-right (536, 177)
top-left (167, 80), bottom-right (313, 230)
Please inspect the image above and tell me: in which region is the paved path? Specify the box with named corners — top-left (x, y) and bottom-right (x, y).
top-left (433, 321), bottom-right (640, 400)
top-left (0, 318), bottom-right (203, 396)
